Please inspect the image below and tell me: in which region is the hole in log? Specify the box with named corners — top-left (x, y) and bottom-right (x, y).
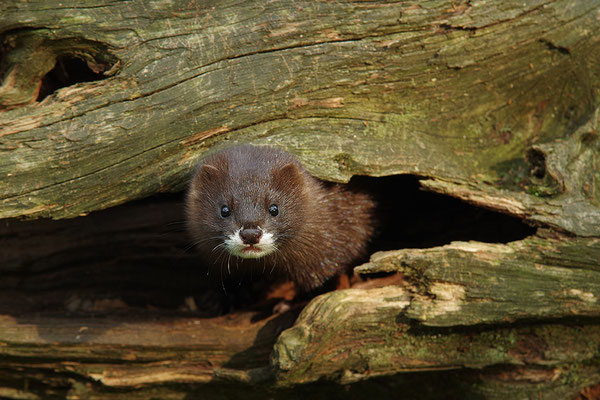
top-left (524, 148), bottom-right (561, 197)
top-left (526, 148), bottom-right (547, 179)
top-left (362, 175), bottom-right (536, 251)
top-left (37, 54), bottom-right (108, 101)
top-left (0, 28), bottom-right (116, 107)
top-left (0, 175), bottom-right (536, 317)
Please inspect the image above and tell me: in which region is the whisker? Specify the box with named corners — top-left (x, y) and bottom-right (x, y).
top-left (220, 258), bottom-right (227, 295)
top-left (211, 246), bottom-right (229, 269)
top-left (211, 242), bottom-right (227, 253)
top-left (227, 253), bottom-right (231, 275)
top-left (165, 220), bottom-right (188, 227)
top-left (183, 235), bottom-right (228, 253)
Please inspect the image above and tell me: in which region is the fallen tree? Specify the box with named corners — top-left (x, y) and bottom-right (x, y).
top-left (1, 0), bottom-right (599, 398)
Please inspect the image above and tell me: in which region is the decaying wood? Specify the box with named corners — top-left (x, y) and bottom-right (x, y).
top-left (273, 288), bottom-right (600, 399)
top-left (271, 235), bottom-right (600, 397)
top-left (357, 235), bottom-right (600, 326)
top-left (0, 312), bottom-right (289, 399)
top-left (1, 0), bottom-right (600, 398)
top-left (1, 0), bottom-right (599, 221)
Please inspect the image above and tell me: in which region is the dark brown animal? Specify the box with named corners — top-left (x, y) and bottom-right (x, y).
top-left (185, 145), bottom-right (376, 291)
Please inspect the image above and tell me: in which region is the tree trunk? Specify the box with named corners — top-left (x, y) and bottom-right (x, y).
top-left (1, 0), bottom-right (599, 398)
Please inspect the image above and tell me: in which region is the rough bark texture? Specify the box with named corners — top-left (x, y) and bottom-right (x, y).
top-left (1, 0), bottom-right (599, 399)
top-left (272, 234), bottom-right (600, 397)
top-left (1, 0), bottom-right (599, 221)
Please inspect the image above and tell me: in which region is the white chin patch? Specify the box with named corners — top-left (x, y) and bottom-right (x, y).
top-left (224, 228), bottom-right (276, 259)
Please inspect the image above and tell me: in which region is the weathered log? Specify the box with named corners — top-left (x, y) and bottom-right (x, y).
top-left (1, 0), bottom-right (599, 222)
top-left (0, 312), bottom-right (286, 399)
top-left (271, 234), bottom-right (600, 397)
top-left (273, 287), bottom-right (600, 399)
top-left (272, 235), bottom-right (600, 394)
top-left (1, 0), bottom-right (600, 398)
top-left (357, 235), bottom-right (600, 326)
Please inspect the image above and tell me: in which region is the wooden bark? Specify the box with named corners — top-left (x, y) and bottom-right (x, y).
top-left (1, 0), bottom-right (599, 221)
top-left (1, 0), bottom-right (600, 399)
top-left (272, 235), bottom-right (600, 397)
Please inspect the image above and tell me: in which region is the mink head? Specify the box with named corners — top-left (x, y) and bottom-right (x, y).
top-left (186, 146), bottom-right (308, 260)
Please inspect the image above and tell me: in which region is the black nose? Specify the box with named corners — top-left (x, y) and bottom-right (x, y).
top-left (239, 228), bottom-right (262, 244)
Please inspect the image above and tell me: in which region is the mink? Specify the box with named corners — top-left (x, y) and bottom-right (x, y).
top-left (185, 145), bottom-right (377, 292)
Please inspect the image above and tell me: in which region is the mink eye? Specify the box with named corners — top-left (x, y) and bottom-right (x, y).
top-left (220, 205), bottom-right (231, 218)
top-left (268, 204), bottom-right (279, 217)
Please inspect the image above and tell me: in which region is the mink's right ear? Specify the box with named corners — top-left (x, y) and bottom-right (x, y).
top-left (192, 156), bottom-right (228, 187)
top-left (197, 164), bottom-right (220, 182)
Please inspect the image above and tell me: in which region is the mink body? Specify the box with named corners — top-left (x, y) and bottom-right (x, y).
top-left (185, 145), bottom-right (376, 292)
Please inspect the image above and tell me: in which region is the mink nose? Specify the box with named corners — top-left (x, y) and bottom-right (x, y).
top-left (240, 228), bottom-right (262, 244)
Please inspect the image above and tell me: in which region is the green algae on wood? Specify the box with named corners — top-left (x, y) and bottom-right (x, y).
top-left (1, 0), bottom-right (599, 219)
top-left (356, 236), bottom-right (600, 326)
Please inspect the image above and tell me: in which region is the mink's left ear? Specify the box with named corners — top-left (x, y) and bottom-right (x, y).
top-left (272, 163), bottom-right (302, 192)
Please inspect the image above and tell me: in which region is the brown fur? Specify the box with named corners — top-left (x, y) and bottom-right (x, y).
top-left (185, 145), bottom-right (377, 291)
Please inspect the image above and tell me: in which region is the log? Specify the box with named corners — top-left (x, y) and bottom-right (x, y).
top-left (0, 312), bottom-right (286, 399)
top-left (1, 0), bottom-right (600, 398)
top-left (273, 288), bottom-right (600, 399)
top-left (1, 0), bottom-right (599, 221)
top-left (357, 235), bottom-right (600, 326)
top-left (272, 234), bottom-right (600, 397)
